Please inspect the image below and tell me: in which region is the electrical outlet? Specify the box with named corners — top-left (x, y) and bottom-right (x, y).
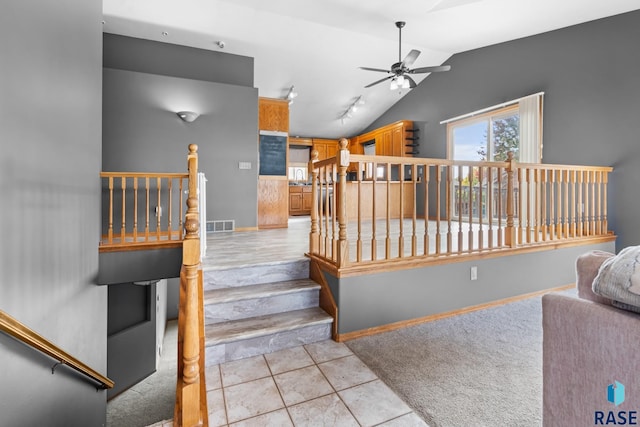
top-left (470, 266), bottom-right (478, 281)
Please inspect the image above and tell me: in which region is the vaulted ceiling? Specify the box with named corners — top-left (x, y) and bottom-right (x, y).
top-left (102, 0), bottom-right (640, 138)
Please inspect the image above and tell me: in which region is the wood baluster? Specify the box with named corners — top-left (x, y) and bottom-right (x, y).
top-left (505, 152), bottom-right (516, 248)
top-left (108, 176), bottom-right (114, 244)
top-left (563, 170), bottom-right (569, 239)
top-left (371, 161), bottom-right (377, 261)
top-left (411, 164), bottom-right (417, 257)
top-left (324, 167), bottom-right (330, 259)
top-left (385, 162), bottom-right (391, 260)
top-left (156, 177), bottom-right (162, 241)
top-left (398, 164), bottom-right (405, 258)
top-left (467, 166), bottom-right (474, 252)
top-left (168, 178), bottom-right (173, 240)
top-left (446, 165), bottom-right (452, 253)
top-left (133, 177), bottom-right (139, 242)
top-left (497, 167), bottom-right (503, 247)
top-left (435, 165), bottom-right (442, 255)
top-left (487, 167), bottom-right (494, 249)
top-left (577, 170), bottom-right (583, 237)
top-left (423, 164), bottom-right (430, 256)
top-left (590, 171), bottom-right (596, 236)
top-left (603, 171), bottom-right (609, 234)
top-left (308, 150), bottom-right (319, 255)
top-left (356, 161), bottom-right (362, 262)
top-left (549, 169), bottom-right (555, 241)
top-left (121, 177), bottom-right (127, 243)
top-left (533, 169), bottom-right (540, 243)
top-left (525, 168), bottom-right (532, 244)
top-left (540, 169), bottom-right (547, 241)
top-left (596, 171), bottom-right (602, 235)
top-left (478, 166), bottom-right (484, 251)
top-left (516, 167), bottom-right (523, 245)
top-left (457, 164), bottom-right (463, 253)
top-left (179, 178), bottom-right (184, 239)
top-left (570, 170), bottom-right (576, 238)
top-left (145, 177), bottom-right (150, 242)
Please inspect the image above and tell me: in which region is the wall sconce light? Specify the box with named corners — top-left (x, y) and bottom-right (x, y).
top-left (177, 111), bottom-right (199, 123)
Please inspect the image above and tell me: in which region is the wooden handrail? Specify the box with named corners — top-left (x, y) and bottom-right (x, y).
top-left (0, 310), bottom-right (114, 389)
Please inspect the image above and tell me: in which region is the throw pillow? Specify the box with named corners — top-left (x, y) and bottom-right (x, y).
top-left (592, 246), bottom-right (640, 313)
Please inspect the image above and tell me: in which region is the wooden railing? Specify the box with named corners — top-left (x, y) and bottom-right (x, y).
top-left (174, 144), bottom-right (208, 427)
top-left (0, 310), bottom-right (114, 390)
top-left (309, 139), bottom-right (614, 272)
top-left (100, 172), bottom-right (189, 249)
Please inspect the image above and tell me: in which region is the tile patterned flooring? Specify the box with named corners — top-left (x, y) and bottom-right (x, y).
top-left (202, 340), bottom-right (426, 427)
top-left (148, 217), bottom-right (429, 426)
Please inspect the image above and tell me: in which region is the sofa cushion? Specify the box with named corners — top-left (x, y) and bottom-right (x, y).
top-left (592, 246), bottom-right (640, 313)
top-left (576, 250), bottom-right (615, 304)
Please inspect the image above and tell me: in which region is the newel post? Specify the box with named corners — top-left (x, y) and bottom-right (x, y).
top-left (336, 138), bottom-right (350, 268)
top-left (309, 150), bottom-right (320, 255)
top-left (505, 151), bottom-right (517, 248)
top-left (179, 143), bottom-right (204, 426)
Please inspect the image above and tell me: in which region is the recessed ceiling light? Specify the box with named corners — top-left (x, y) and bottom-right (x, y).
top-left (162, 31), bottom-right (169, 36)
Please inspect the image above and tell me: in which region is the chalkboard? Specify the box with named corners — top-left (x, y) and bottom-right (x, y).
top-left (259, 133), bottom-right (287, 176)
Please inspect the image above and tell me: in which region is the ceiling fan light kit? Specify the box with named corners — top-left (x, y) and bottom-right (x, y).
top-left (360, 21), bottom-right (450, 90)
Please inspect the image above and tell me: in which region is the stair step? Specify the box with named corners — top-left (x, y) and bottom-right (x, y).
top-left (205, 307), bottom-right (331, 345)
top-left (203, 279), bottom-right (319, 305)
top-left (203, 259), bottom-right (309, 290)
top-left (204, 308), bottom-right (332, 366)
top-left (203, 279), bottom-right (321, 324)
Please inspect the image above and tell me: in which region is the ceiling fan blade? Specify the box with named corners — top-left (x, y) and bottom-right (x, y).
top-left (402, 49), bottom-right (421, 68)
top-left (406, 75), bottom-right (417, 88)
top-left (365, 75), bottom-right (393, 88)
top-left (409, 65), bottom-right (452, 74)
top-left (359, 66), bottom-right (391, 73)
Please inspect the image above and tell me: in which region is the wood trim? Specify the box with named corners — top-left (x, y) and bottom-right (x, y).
top-left (310, 234), bottom-right (616, 278)
top-left (100, 172), bottom-right (189, 179)
top-left (0, 310), bottom-right (114, 389)
top-left (309, 260), bottom-right (339, 340)
top-left (99, 240), bottom-right (183, 253)
top-left (336, 283), bottom-right (575, 342)
top-left (234, 226), bottom-right (259, 232)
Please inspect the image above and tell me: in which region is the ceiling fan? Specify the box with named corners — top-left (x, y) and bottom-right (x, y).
top-left (360, 21), bottom-right (451, 90)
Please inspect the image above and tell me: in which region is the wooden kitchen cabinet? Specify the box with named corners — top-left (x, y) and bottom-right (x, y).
top-left (289, 185), bottom-right (313, 216)
top-left (312, 138), bottom-right (339, 160)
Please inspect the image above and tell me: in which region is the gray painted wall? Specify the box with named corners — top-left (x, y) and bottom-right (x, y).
top-left (102, 36), bottom-right (259, 229)
top-left (367, 10), bottom-right (640, 251)
top-left (0, 1), bottom-right (107, 426)
top-left (329, 242), bottom-right (615, 334)
top-left (107, 282), bottom-right (157, 399)
top-left (104, 33), bottom-right (254, 88)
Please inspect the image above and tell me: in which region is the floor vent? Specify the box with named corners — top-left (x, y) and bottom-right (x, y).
top-left (206, 220), bottom-right (235, 233)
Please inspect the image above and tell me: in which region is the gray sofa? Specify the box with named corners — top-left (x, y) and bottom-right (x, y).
top-left (542, 250), bottom-right (640, 426)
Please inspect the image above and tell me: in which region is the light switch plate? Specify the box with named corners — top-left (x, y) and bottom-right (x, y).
top-left (239, 161), bottom-right (252, 170)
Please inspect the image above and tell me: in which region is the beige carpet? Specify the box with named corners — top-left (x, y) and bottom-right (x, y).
top-left (346, 289), bottom-right (576, 427)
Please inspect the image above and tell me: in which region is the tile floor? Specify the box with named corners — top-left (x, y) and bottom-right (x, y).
top-left (203, 340), bottom-right (427, 427)
top-left (147, 218), bottom-right (429, 426)
top-left (146, 339), bottom-right (428, 427)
